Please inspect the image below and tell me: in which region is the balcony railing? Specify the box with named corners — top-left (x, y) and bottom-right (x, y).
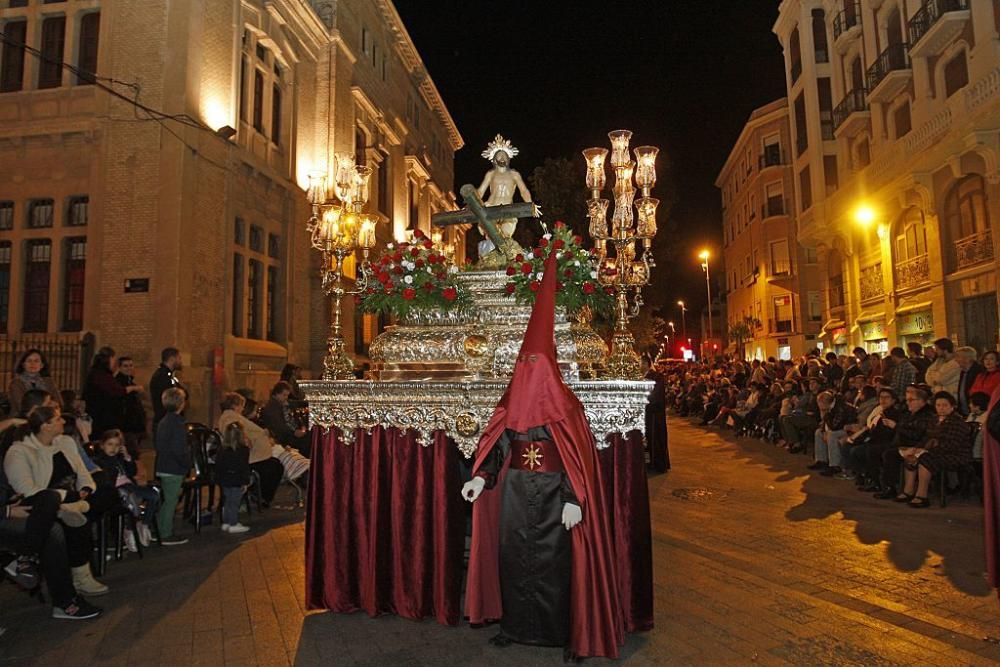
top-left (953, 230), bottom-right (994, 271)
top-left (832, 88), bottom-right (868, 131)
top-left (833, 2), bottom-right (861, 41)
top-left (866, 42), bottom-right (910, 93)
top-left (759, 145), bottom-right (784, 169)
top-left (895, 254), bottom-right (930, 291)
top-left (860, 263), bottom-right (884, 301)
top-left (909, 0), bottom-right (969, 47)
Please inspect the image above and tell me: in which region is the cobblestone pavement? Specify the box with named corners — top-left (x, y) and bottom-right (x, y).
top-left (1, 419), bottom-right (999, 665)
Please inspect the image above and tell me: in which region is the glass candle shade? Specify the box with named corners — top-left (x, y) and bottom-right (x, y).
top-left (611, 190), bottom-right (635, 237)
top-left (634, 146), bottom-right (658, 191)
top-left (334, 153), bottom-right (357, 202)
top-left (613, 161), bottom-right (635, 198)
top-left (358, 215), bottom-right (378, 249)
top-left (353, 166), bottom-right (373, 207)
top-left (587, 197), bottom-right (609, 240)
top-left (635, 196), bottom-right (659, 238)
top-left (582, 147), bottom-right (608, 193)
top-left (608, 129), bottom-right (633, 167)
top-left (307, 171), bottom-right (328, 206)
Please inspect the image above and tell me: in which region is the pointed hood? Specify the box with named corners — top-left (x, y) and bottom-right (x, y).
top-left (496, 246), bottom-right (582, 432)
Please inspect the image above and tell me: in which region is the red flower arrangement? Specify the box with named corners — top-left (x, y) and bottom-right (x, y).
top-left (358, 229), bottom-right (471, 317)
top-left (503, 222), bottom-right (613, 315)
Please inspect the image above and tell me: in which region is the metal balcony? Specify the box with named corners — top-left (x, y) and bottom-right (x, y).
top-left (953, 230), bottom-right (994, 272)
top-left (894, 254), bottom-right (930, 291)
top-left (866, 43), bottom-right (912, 103)
top-left (833, 2), bottom-right (862, 53)
top-left (833, 88), bottom-right (870, 137)
top-left (860, 263), bottom-right (884, 302)
top-left (909, 0), bottom-right (970, 58)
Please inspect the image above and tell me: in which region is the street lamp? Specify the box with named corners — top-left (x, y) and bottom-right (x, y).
top-left (699, 250), bottom-right (712, 359)
top-left (676, 300), bottom-right (688, 346)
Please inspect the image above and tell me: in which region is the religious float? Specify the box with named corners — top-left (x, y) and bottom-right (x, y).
top-left (302, 133), bottom-right (659, 633)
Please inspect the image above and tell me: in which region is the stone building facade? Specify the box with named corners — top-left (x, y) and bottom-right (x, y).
top-left (0, 0), bottom-right (462, 422)
top-left (773, 0), bottom-right (1000, 356)
top-left (717, 98), bottom-right (823, 360)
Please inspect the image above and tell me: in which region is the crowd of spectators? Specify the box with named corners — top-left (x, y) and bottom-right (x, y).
top-left (664, 339), bottom-right (999, 510)
top-left (0, 349), bottom-right (311, 622)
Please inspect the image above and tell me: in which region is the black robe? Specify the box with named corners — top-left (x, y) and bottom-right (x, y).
top-left (477, 426), bottom-right (578, 647)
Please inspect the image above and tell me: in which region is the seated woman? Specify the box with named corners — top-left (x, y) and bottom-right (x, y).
top-left (217, 393), bottom-right (289, 506)
top-left (896, 391), bottom-right (971, 508)
top-left (846, 387), bottom-right (902, 491)
top-left (3, 405), bottom-right (109, 596)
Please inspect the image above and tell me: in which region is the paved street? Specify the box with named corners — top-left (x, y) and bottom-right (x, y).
top-left (2, 419), bottom-right (999, 666)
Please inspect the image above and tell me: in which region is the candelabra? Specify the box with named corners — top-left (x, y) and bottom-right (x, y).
top-left (307, 153), bottom-right (380, 379)
top-left (583, 130), bottom-right (660, 379)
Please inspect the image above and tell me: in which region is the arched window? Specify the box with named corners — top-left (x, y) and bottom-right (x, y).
top-left (944, 174), bottom-right (992, 271)
top-left (893, 207), bottom-right (928, 289)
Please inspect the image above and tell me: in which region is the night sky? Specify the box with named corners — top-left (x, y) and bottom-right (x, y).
top-left (394, 0), bottom-right (788, 318)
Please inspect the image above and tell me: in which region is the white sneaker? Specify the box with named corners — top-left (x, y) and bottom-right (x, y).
top-left (137, 523), bottom-right (151, 547)
top-left (227, 523), bottom-right (250, 534)
top-left (124, 531), bottom-right (138, 553)
top-left (220, 524), bottom-right (231, 533)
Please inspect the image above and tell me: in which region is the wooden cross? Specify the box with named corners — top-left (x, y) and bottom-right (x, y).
top-left (431, 184), bottom-right (540, 259)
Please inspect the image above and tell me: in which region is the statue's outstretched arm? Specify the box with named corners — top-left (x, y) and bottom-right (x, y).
top-left (513, 170), bottom-right (532, 202)
top-left (477, 171), bottom-right (493, 198)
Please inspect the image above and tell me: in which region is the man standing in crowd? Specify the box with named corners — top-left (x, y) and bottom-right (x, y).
top-left (907, 342), bottom-right (931, 383)
top-left (954, 346), bottom-right (983, 416)
top-left (150, 348), bottom-right (183, 433)
top-left (926, 338), bottom-right (960, 396)
top-left (115, 357), bottom-right (146, 455)
top-left (887, 347), bottom-right (917, 401)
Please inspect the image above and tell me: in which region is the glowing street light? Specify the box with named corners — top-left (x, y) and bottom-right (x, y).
top-left (853, 203), bottom-right (877, 226)
top-left (676, 300), bottom-right (688, 345)
top-left (699, 250), bottom-right (712, 358)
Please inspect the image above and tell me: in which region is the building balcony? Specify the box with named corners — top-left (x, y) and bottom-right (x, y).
top-left (952, 230), bottom-right (995, 272)
top-left (895, 254), bottom-right (930, 291)
top-left (833, 88), bottom-right (870, 137)
top-left (860, 263), bottom-right (884, 302)
top-left (866, 43), bottom-right (912, 103)
top-left (769, 319), bottom-right (793, 334)
top-left (833, 2), bottom-right (862, 54)
top-left (908, 0), bottom-right (970, 59)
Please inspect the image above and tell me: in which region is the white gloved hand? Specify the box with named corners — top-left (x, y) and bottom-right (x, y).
top-left (462, 477), bottom-right (486, 503)
top-left (562, 503), bottom-right (582, 530)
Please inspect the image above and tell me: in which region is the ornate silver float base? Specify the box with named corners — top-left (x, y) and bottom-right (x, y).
top-left (302, 379), bottom-right (653, 458)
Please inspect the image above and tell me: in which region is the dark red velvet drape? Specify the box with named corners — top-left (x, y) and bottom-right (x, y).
top-left (305, 426), bottom-right (466, 625)
top-left (599, 431), bottom-right (655, 632)
top-left (305, 426), bottom-right (654, 631)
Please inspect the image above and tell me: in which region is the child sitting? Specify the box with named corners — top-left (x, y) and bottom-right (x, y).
top-left (216, 422), bottom-right (251, 534)
top-left (92, 429), bottom-right (159, 551)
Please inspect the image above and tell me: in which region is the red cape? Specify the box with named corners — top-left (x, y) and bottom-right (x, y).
top-left (984, 385), bottom-right (1000, 598)
top-left (464, 245), bottom-right (625, 657)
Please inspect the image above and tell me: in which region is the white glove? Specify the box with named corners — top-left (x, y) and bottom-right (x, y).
top-left (562, 503), bottom-right (582, 530)
top-left (462, 477), bottom-right (486, 503)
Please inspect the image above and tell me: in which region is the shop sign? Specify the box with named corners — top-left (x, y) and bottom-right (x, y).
top-left (897, 310), bottom-right (933, 336)
top-left (860, 320), bottom-right (887, 341)
top-left (831, 327), bottom-right (848, 344)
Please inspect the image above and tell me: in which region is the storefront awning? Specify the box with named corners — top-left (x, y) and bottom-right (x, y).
top-left (821, 318), bottom-right (846, 332)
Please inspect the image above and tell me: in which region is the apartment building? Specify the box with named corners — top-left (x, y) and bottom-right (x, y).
top-left (0, 0), bottom-right (462, 421)
top-left (717, 98), bottom-right (823, 360)
top-left (774, 0), bottom-right (1000, 355)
